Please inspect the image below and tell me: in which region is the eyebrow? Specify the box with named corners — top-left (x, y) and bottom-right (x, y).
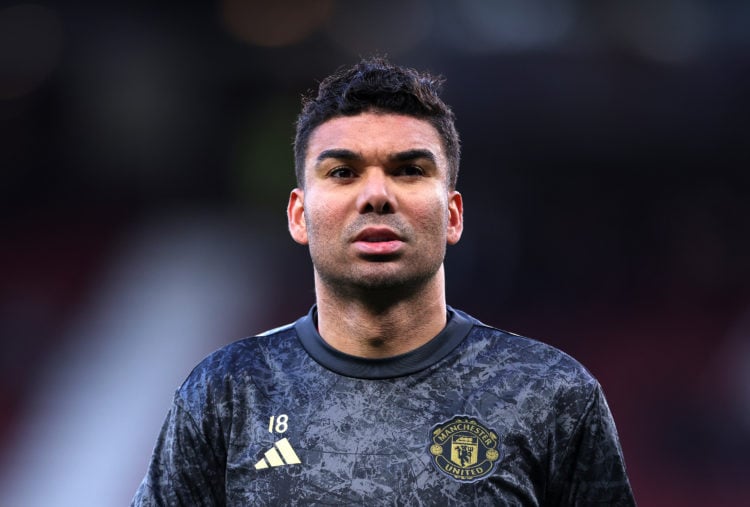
top-left (315, 148), bottom-right (437, 165)
top-left (316, 149), bottom-right (362, 164)
top-left (389, 149), bottom-right (437, 165)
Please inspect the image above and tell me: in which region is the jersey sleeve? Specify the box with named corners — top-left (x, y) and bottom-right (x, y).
top-left (131, 394), bottom-right (226, 507)
top-left (549, 383), bottom-right (636, 506)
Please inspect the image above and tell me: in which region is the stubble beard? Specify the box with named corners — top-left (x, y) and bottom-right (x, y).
top-left (306, 212), bottom-right (449, 302)
top-left (314, 252), bottom-right (445, 301)
top-left (308, 237), bottom-right (447, 303)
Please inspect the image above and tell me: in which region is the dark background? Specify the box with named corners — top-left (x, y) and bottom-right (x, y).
top-left (1, 1), bottom-right (749, 505)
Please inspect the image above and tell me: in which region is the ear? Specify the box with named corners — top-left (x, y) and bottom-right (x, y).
top-left (287, 188), bottom-right (308, 245)
top-left (446, 191), bottom-right (463, 245)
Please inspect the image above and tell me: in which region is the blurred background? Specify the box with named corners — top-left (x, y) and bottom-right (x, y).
top-left (1, 1), bottom-right (748, 505)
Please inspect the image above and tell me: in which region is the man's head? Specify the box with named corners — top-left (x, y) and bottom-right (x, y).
top-left (288, 59), bottom-right (464, 299)
top-left (294, 57), bottom-right (461, 190)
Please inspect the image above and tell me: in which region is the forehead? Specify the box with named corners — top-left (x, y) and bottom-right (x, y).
top-left (305, 112), bottom-right (446, 166)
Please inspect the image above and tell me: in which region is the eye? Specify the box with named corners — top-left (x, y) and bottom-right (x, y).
top-left (395, 165), bottom-right (424, 177)
top-left (328, 167), bottom-right (356, 179)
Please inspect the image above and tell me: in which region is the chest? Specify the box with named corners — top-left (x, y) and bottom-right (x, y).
top-left (224, 373), bottom-right (548, 505)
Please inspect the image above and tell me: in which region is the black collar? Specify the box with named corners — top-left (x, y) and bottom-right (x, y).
top-left (294, 305), bottom-right (475, 379)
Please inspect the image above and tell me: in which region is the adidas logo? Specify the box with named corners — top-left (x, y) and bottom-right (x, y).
top-left (254, 438), bottom-right (301, 470)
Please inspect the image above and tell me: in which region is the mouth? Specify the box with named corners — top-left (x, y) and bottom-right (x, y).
top-left (354, 227), bottom-right (402, 243)
top-left (352, 227), bottom-right (404, 256)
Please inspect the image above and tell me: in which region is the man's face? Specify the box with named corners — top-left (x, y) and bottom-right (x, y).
top-left (287, 112), bottom-right (463, 293)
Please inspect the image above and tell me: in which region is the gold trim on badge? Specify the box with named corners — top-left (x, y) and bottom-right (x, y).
top-left (428, 416), bottom-right (501, 482)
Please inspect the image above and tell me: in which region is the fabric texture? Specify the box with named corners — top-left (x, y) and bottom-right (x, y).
top-left (132, 307), bottom-right (635, 506)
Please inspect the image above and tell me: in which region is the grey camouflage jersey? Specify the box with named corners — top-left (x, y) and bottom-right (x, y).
top-left (132, 307), bottom-right (635, 506)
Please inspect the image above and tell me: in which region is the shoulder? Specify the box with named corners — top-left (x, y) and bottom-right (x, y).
top-left (457, 313), bottom-right (604, 433)
top-left (174, 320), bottom-right (302, 410)
top-left (191, 321), bottom-right (297, 379)
top-left (456, 309), bottom-right (599, 396)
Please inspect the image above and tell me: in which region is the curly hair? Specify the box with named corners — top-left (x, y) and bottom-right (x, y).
top-left (294, 57), bottom-right (461, 189)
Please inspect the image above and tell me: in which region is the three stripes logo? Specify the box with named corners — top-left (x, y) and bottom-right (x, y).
top-left (254, 438), bottom-right (301, 470)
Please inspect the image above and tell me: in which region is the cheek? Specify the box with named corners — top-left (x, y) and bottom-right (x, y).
top-left (411, 199), bottom-right (450, 233)
top-left (304, 201), bottom-right (340, 237)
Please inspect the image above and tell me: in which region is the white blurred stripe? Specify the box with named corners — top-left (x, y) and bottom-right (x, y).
top-left (0, 214), bottom-right (268, 507)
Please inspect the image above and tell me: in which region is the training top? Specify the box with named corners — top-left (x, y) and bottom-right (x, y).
top-left (132, 306), bottom-right (635, 506)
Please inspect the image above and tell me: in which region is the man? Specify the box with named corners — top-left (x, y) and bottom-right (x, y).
top-left (132, 58), bottom-right (635, 505)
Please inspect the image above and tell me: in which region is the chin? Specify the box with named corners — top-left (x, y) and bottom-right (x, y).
top-left (321, 266), bottom-right (440, 295)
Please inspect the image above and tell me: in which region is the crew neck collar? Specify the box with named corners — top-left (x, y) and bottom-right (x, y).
top-left (294, 305), bottom-right (475, 379)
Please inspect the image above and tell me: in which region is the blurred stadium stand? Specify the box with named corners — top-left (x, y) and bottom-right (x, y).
top-left (1, 1), bottom-right (748, 505)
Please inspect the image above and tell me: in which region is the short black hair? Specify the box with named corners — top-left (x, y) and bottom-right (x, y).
top-left (294, 57), bottom-right (461, 189)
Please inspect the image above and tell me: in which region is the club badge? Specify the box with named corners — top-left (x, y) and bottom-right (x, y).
top-left (428, 416), bottom-right (501, 482)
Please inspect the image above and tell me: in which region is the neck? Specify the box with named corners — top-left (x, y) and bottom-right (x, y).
top-left (314, 266), bottom-right (448, 358)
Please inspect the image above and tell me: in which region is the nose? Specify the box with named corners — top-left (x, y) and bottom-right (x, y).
top-left (356, 168), bottom-right (396, 214)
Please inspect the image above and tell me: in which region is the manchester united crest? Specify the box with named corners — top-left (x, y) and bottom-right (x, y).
top-left (428, 416), bottom-right (501, 482)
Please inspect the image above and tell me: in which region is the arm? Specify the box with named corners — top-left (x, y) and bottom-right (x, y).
top-left (131, 396), bottom-right (226, 507)
top-left (549, 383), bottom-right (636, 506)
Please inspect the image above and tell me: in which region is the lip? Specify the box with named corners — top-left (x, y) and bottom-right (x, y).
top-left (353, 227), bottom-right (402, 243)
top-left (352, 227), bottom-right (404, 256)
